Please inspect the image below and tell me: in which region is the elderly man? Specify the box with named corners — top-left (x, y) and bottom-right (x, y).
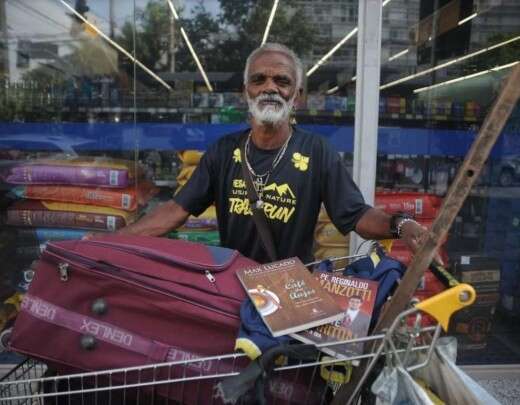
top-left (115, 43), bottom-right (426, 263)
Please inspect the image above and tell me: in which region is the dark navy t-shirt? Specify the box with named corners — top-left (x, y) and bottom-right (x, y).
top-left (174, 127), bottom-right (371, 263)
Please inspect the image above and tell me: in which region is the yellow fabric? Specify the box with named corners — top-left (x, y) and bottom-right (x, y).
top-left (178, 150), bottom-right (203, 165)
top-left (234, 338), bottom-right (262, 360)
top-left (5, 293), bottom-right (24, 311)
top-left (379, 239), bottom-right (394, 252)
top-left (320, 357), bottom-right (352, 384)
top-left (314, 246), bottom-right (348, 260)
top-left (176, 166), bottom-right (197, 183)
top-left (198, 205), bottom-right (217, 219)
top-left (37, 156), bottom-right (137, 176)
top-left (41, 201), bottom-right (134, 222)
top-left (315, 223), bottom-right (348, 245)
top-left (415, 378), bottom-right (445, 404)
top-left (370, 251), bottom-right (381, 267)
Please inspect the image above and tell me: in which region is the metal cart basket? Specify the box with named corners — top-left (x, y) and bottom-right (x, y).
top-left (0, 284), bottom-right (475, 405)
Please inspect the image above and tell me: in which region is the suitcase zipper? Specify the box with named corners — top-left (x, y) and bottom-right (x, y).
top-left (205, 270), bottom-right (216, 284)
top-left (58, 263), bottom-right (69, 281)
top-left (43, 250), bottom-right (239, 319)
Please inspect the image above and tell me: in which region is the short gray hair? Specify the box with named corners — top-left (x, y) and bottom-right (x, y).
top-left (243, 43), bottom-right (303, 89)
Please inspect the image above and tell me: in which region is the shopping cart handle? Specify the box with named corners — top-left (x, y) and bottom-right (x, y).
top-left (414, 283), bottom-right (476, 331)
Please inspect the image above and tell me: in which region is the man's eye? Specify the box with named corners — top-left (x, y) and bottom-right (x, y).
top-left (276, 78), bottom-right (291, 86)
top-left (251, 76), bottom-right (265, 84)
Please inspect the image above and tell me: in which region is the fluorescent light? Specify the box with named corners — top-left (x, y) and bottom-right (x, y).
top-left (306, 0), bottom-right (393, 78)
top-left (326, 86), bottom-right (339, 95)
top-left (166, 0), bottom-right (213, 92)
top-left (179, 27), bottom-right (213, 92)
top-left (166, 0), bottom-right (179, 20)
top-left (380, 35), bottom-right (520, 90)
top-left (413, 61), bottom-right (519, 94)
top-left (262, 0), bottom-right (279, 45)
top-left (59, 0), bottom-right (172, 91)
top-left (388, 48), bottom-right (409, 62)
top-left (458, 12), bottom-right (478, 26)
top-left (307, 28), bottom-right (358, 77)
top-left (352, 75), bottom-right (357, 81)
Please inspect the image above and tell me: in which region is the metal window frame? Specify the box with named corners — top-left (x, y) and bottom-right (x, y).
top-left (350, 0), bottom-right (383, 255)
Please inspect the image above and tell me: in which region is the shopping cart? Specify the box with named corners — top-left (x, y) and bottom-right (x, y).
top-left (0, 284), bottom-right (475, 405)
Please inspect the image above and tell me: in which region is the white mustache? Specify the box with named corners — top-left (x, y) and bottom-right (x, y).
top-left (255, 93), bottom-right (285, 105)
top-left (247, 92), bottom-right (295, 125)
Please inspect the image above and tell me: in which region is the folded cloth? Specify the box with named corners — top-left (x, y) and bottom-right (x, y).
top-left (235, 299), bottom-right (290, 360)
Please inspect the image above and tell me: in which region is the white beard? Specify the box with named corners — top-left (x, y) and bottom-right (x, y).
top-left (247, 93), bottom-right (294, 126)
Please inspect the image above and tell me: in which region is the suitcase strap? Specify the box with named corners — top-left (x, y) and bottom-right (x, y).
top-left (19, 294), bottom-right (233, 373)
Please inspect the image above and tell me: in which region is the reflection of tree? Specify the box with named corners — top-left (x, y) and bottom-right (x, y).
top-left (117, 0), bottom-right (315, 76)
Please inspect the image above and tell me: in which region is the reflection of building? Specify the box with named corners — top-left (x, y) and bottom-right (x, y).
top-left (295, 0), bottom-right (420, 93)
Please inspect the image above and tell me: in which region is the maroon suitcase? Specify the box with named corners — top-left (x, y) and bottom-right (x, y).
top-left (9, 235), bottom-right (327, 404)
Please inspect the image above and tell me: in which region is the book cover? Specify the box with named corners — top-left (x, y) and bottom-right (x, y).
top-left (291, 272), bottom-right (378, 359)
top-left (236, 257), bottom-right (344, 337)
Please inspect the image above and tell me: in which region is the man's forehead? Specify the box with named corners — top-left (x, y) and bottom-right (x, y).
top-left (248, 51), bottom-right (296, 75)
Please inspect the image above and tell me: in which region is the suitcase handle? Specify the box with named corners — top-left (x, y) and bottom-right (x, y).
top-left (80, 239), bottom-right (238, 272)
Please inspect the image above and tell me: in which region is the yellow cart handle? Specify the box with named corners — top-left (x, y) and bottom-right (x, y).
top-left (415, 283), bottom-right (476, 331)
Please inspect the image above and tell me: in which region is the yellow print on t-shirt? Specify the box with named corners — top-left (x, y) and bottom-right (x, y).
top-left (228, 179), bottom-right (297, 223)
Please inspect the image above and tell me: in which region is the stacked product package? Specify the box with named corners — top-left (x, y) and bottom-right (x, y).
top-left (169, 150), bottom-right (220, 246)
top-left (3, 156), bottom-right (158, 291)
top-left (313, 206), bottom-right (350, 270)
top-left (374, 191), bottom-right (450, 325)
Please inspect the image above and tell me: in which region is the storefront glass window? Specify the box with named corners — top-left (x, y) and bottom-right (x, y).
top-left (0, 0), bottom-right (360, 363)
top-left (376, 0), bottom-right (520, 364)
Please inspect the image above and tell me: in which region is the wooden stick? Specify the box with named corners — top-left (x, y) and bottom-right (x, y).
top-left (332, 64), bottom-right (520, 405)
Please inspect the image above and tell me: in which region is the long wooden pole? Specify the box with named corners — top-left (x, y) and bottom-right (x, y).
top-left (333, 64), bottom-right (520, 405)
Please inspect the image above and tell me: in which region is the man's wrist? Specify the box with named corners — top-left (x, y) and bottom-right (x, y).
top-left (389, 213), bottom-right (413, 239)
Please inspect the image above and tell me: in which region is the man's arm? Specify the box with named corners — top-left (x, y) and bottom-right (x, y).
top-left (355, 207), bottom-right (429, 254)
top-left (117, 200), bottom-right (190, 236)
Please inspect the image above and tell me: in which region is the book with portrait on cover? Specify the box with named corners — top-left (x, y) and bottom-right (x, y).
top-left (236, 257), bottom-right (344, 337)
top-left (291, 272), bottom-right (378, 359)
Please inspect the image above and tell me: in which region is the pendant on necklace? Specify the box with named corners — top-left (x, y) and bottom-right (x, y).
top-left (255, 199), bottom-right (264, 209)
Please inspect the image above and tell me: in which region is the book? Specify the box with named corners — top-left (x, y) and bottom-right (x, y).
top-left (236, 257), bottom-right (344, 337)
top-left (291, 272), bottom-right (378, 359)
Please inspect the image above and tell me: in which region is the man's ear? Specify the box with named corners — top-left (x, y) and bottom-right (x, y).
top-left (293, 87), bottom-right (304, 109)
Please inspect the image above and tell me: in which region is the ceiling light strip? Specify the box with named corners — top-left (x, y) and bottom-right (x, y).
top-left (261, 0), bottom-right (279, 45)
top-left (388, 48), bottom-right (409, 62)
top-left (179, 27), bottom-right (213, 92)
top-left (326, 86), bottom-right (339, 95)
top-left (458, 12), bottom-right (478, 26)
top-left (307, 0), bottom-right (394, 78)
top-left (306, 28), bottom-right (358, 77)
top-left (166, 0), bottom-right (213, 92)
top-left (380, 35), bottom-right (520, 90)
top-left (413, 61), bottom-right (519, 93)
top-left (59, 0), bottom-right (172, 90)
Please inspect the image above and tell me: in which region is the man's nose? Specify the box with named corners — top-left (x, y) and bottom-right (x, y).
top-left (261, 79), bottom-right (279, 94)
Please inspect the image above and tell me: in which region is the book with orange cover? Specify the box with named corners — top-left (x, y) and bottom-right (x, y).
top-left (236, 258), bottom-right (344, 337)
top-left (291, 272), bottom-right (378, 358)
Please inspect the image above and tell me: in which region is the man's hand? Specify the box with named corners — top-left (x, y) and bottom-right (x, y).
top-left (399, 220), bottom-right (444, 265)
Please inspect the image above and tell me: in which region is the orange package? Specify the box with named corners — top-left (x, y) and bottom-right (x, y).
top-left (23, 181), bottom-right (158, 211)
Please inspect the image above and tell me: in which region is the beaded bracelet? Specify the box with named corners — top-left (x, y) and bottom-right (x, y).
top-left (397, 217), bottom-right (420, 239)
